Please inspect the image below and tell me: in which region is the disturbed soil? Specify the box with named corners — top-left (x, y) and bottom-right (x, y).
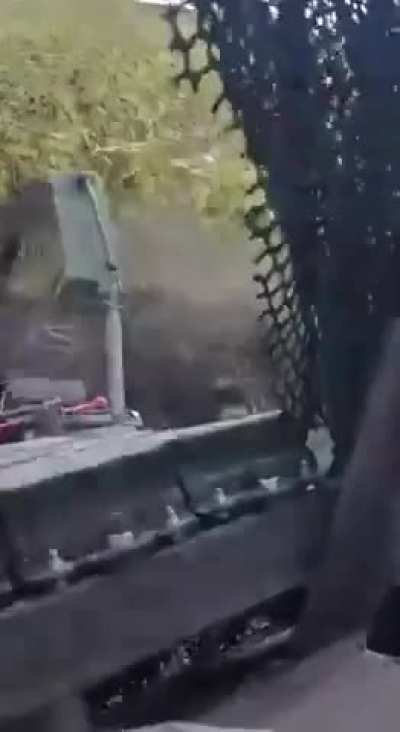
top-left (0, 207), bottom-right (277, 428)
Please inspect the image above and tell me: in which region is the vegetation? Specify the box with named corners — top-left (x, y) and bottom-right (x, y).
top-left (0, 0), bottom-right (257, 224)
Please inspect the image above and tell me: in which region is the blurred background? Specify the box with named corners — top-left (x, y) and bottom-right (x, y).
top-left (0, 0), bottom-right (277, 428)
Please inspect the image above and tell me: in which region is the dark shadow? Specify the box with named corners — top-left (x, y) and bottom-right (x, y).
top-left (88, 586), bottom-right (307, 728)
top-left (367, 586), bottom-right (400, 657)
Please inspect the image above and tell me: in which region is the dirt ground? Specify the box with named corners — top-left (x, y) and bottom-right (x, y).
top-left (119, 206), bottom-right (277, 427)
top-left (0, 206), bottom-right (277, 428)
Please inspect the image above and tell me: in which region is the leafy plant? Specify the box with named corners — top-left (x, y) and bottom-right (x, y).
top-left (0, 0), bottom-right (255, 225)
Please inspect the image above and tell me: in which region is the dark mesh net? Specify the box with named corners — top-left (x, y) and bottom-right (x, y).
top-left (167, 0), bottom-right (400, 466)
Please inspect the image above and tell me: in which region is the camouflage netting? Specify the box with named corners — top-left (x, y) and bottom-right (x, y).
top-left (167, 0), bottom-right (400, 465)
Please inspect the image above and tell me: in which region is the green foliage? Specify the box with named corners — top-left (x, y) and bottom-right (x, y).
top-left (0, 0), bottom-right (255, 224)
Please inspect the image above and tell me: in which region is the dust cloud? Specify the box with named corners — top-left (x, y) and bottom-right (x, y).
top-left (116, 206), bottom-right (277, 428)
top-left (0, 205), bottom-right (277, 428)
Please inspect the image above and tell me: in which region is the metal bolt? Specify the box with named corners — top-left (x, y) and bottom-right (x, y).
top-left (165, 505), bottom-right (181, 530)
top-left (259, 476), bottom-right (280, 495)
top-left (129, 409), bottom-right (144, 428)
top-left (107, 530), bottom-right (135, 551)
top-left (214, 486), bottom-right (228, 506)
top-left (49, 548), bottom-right (72, 576)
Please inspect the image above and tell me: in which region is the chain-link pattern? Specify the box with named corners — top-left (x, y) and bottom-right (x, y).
top-left (166, 0), bottom-right (400, 446)
top-left (167, 0), bottom-right (320, 422)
